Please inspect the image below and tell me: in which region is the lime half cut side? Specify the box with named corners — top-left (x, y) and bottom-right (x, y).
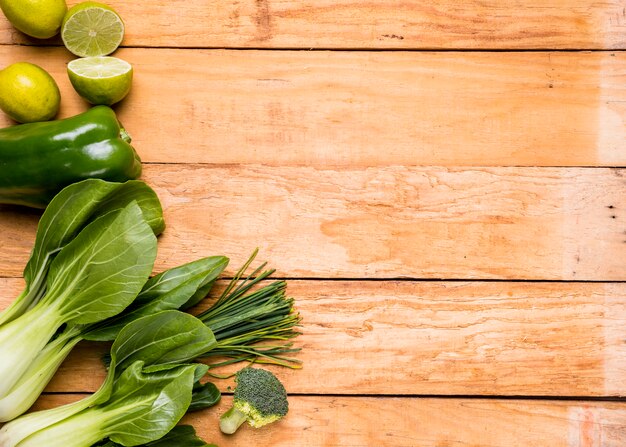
top-left (62, 2), bottom-right (125, 57)
top-left (68, 56), bottom-right (133, 105)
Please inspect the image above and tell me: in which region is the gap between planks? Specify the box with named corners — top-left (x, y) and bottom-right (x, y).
top-left (37, 391), bottom-right (626, 402)
top-left (4, 44), bottom-right (626, 52)
top-left (3, 275), bottom-right (626, 283)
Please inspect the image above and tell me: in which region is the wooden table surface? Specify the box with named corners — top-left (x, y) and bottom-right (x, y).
top-left (1, 1), bottom-right (626, 446)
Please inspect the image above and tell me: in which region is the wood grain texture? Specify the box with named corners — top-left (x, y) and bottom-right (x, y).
top-left (1, 47), bottom-right (625, 167)
top-left (1, 1), bottom-right (626, 49)
top-left (1, 165), bottom-right (624, 280)
top-left (0, 2), bottom-right (624, 446)
top-left (2, 279), bottom-right (625, 396)
top-left (30, 395), bottom-right (626, 447)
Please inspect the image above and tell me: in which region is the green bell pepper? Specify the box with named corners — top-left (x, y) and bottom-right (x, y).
top-left (0, 106), bottom-right (142, 208)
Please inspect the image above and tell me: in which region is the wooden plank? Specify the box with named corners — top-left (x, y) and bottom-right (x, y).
top-left (1, 1), bottom-right (626, 50)
top-left (1, 47), bottom-right (625, 167)
top-left (2, 279), bottom-right (625, 396)
top-left (1, 165), bottom-right (625, 280)
top-left (30, 394), bottom-right (626, 447)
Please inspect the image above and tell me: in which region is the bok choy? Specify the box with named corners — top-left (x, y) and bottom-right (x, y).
top-left (0, 310), bottom-right (217, 447)
top-left (0, 255), bottom-right (227, 422)
top-left (0, 179), bottom-right (163, 422)
top-left (0, 179), bottom-right (164, 326)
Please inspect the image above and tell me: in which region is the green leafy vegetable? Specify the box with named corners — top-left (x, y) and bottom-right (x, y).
top-left (0, 255), bottom-right (227, 423)
top-left (0, 179), bottom-right (166, 422)
top-left (97, 425), bottom-right (217, 447)
top-left (84, 256), bottom-right (229, 342)
top-left (0, 201), bottom-right (157, 405)
top-left (0, 311), bottom-right (217, 447)
top-left (188, 381), bottom-right (221, 412)
top-left (111, 310), bottom-right (217, 370)
top-left (0, 179), bottom-right (164, 326)
top-left (15, 362), bottom-right (201, 447)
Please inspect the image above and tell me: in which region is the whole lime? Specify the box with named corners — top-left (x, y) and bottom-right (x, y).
top-left (0, 0), bottom-right (67, 39)
top-left (0, 62), bottom-right (61, 123)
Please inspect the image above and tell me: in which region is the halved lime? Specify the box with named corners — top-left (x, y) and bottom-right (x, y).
top-left (68, 56), bottom-right (133, 105)
top-left (61, 2), bottom-right (125, 57)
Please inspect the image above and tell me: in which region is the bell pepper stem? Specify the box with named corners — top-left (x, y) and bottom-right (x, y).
top-left (119, 128), bottom-right (132, 144)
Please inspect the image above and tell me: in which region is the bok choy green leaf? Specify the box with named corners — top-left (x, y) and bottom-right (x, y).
top-left (83, 256), bottom-right (230, 342)
top-left (0, 179), bottom-right (164, 326)
top-left (96, 425), bottom-right (217, 447)
top-left (14, 362), bottom-right (203, 447)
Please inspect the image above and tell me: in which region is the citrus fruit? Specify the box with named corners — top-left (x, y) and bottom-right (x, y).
top-left (67, 56), bottom-right (133, 105)
top-left (61, 2), bottom-right (124, 57)
top-left (0, 62), bottom-right (61, 123)
top-left (0, 0), bottom-right (67, 39)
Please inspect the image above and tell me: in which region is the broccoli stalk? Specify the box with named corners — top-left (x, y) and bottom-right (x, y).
top-left (219, 367), bottom-right (289, 434)
top-left (219, 407), bottom-right (249, 435)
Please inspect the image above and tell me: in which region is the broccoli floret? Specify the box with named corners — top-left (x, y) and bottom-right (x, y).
top-left (219, 367), bottom-right (289, 434)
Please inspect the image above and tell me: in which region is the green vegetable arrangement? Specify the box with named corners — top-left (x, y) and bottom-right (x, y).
top-left (0, 0), bottom-right (301, 444)
top-left (0, 253), bottom-right (226, 422)
top-left (97, 251), bottom-right (303, 373)
top-left (0, 249), bottom-right (300, 421)
top-left (0, 179), bottom-right (301, 444)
